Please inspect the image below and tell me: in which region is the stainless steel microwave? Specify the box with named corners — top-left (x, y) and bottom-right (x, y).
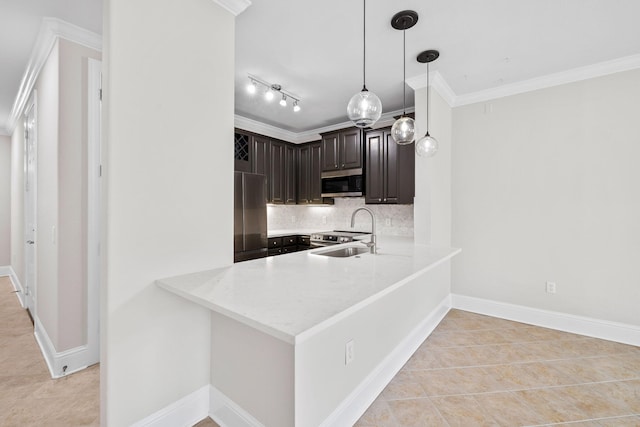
top-left (321, 168), bottom-right (364, 197)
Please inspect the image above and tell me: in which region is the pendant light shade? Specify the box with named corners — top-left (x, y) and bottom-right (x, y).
top-left (347, 90), bottom-right (382, 128)
top-left (391, 116), bottom-right (416, 145)
top-left (416, 50), bottom-right (440, 157)
top-left (390, 10), bottom-right (418, 145)
top-left (347, 0), bottom-right (382, 128)
top-left (416, 133), bottom-right (439, 157)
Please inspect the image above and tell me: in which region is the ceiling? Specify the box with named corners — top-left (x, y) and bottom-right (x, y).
top-left (0, 0), bottom-right (102, 134)
top-left (1, 0), bottom-right (640, 135)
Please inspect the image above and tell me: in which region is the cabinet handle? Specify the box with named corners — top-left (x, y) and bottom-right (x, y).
top-left (378, 198), bottom-right (382, 202)
top-left (342, 163), bottom-right (345, 167)
top-left (384, 198), bottom-right (387, 202)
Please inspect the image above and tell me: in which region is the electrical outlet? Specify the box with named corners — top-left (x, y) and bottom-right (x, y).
top-left (345, 340), bottom-right (355, 365)
top-left (385, 218), bottom-right (391, 226)
top-left (546, 281), bottom-right (556, 294)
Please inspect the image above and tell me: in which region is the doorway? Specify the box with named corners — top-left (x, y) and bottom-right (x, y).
top-left (23, 92), bottom-right (37, 318)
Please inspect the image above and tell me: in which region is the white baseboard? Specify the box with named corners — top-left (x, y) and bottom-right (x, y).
top-left (319, 295), bottom-right (452, 427)
top-left (0, 265), bottom-right (26, 307)
top-left (130, 385), bottom-right (210, 427)
top-left (451, 294), bottom-right (640, 347)
top-left (33, 317), bottom-right (95, 378)
top-left (209, 385), bottom-right (265, 427)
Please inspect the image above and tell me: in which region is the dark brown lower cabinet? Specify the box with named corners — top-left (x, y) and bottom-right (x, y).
top-left (365, 128), bottom-right (415, 204)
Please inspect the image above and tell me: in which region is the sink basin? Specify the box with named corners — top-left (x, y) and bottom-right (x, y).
top-left (314, 246), bottom-right (370, 258)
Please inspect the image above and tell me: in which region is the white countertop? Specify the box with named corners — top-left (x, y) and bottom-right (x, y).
top-left (156, 236), bottom-right (461, 344)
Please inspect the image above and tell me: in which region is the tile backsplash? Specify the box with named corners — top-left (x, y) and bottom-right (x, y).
top-left (267, 198), bottom-right (414, 236)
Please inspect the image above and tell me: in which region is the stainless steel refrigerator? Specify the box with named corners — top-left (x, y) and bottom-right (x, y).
top-left (234, 172), bottom-right (268, 262)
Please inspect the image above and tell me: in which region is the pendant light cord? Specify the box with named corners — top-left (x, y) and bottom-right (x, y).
top-left (362, 0), bottom-right (367, 91)
top-left (402, 28), bottom-right (406, 115)
top-left (426, 62), bottom-right (430, 134)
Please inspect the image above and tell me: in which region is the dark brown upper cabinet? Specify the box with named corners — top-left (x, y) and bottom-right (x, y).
top-left (270, 140), bottom-right (285, 204)
top-left (234, 129), bottom-right (332, 205)
top-left (298, 142), bottom-right (323, 204)
top-left (365, 128), bottom-right (415, 204)
top-left (321, 127), bottom-right (362, 172)
top-left (284, 144), bottom-right (297, 204)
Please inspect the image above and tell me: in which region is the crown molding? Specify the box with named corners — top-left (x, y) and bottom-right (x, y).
top-left (406, 71), bottom-right (457, 108)
top-left (455, 53), bottom-right (640, 107)
top-left (211, 0), bottom-right (252, 16)
top-left (5, 18), bottom-right (102, 135)
top-left (235, 107), bottom-right (414, 144)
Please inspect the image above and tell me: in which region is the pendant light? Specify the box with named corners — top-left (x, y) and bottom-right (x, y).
top-left (415, 50), bottom-right (440, 157)
top-left (347, 0), bottom-right (382, 128)
top-left (390, 10), bottom-right (418, 145)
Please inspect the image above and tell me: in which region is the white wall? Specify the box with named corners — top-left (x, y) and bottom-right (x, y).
top-left (30, 38), bottom-right (101, 354)
top-left (452, 69), bottom-right (640, 326)
top-left (0, 135), bottom-right (10, 266)
top-left (102, 0), bottom-right (235, 425)
top-left (413, 87), bottom-right (452, 246)
top-left (57, 39), bottom-right (101, 350)
top-left (36, 41), bottom-right (61, 346)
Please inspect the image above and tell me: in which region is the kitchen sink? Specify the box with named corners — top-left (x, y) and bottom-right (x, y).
top-left (313, 246), bottom-right (370, 258)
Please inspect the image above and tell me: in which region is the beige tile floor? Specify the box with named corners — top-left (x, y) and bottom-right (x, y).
top-left (4, 275), bottom-right (638, 427)
top-left (356, 309), bottom-right (640, 427)
top-left (0, 276), bottom-right (100, 426)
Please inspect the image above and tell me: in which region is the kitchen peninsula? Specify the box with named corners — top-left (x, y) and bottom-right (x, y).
top-left (157, 236), bottom-right (460, 427)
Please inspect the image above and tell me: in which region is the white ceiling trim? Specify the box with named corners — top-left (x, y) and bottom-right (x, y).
top-left (5, 17), bottom-right (102, 135)
top-left (211, 0), bottom-right (252, 16)
top-left (406, 71), bottom-right (457, 108)
top-left (235, 107), bottom-right (415, 144)
top-left (454, 53), bottom-right (640, 107)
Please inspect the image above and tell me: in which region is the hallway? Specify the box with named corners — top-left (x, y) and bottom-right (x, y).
top-left (0, 276), bottom-right (99, 425)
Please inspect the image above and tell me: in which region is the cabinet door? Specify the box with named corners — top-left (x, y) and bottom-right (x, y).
top-left (340, 128), bottom-right (362, 170)
top-left (321, 132), bottom-right (340, 171)
top-left (383, 131), bottom-right (399, 203)
top-left (252, 135), bottom-right (270, 200)
top-left (309, 142), bottom-right (323, 204)
top-left (285, 144), bottom-right (297, 204)
top-left (234, 131), bottom-right (252, 172)
top-left (365, 131), bottom-right (385, 204)
top-left (270, 141), bottom-right (285, 204)
top-left (297, 145), bottom-right (310, 204)
top-left (252, 135), bottom-right (270, 176)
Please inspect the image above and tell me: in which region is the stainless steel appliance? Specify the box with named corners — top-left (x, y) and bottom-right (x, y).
top-left (321, 168), bottom-right (364, 197)
top-left (234, 172), bottom-right (268, 262)
top-left (310, 230), bottom-right (371, 248)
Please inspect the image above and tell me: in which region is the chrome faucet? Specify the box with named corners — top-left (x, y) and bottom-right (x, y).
top-left (350, 207), bottom-right (377, 254)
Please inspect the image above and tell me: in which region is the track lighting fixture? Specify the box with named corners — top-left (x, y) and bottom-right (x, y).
top-left (246, 74), bottom-right (301, 113)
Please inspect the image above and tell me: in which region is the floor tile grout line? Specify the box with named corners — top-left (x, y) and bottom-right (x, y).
top-left (382, 377), bottom-right (640, 401)
top-left (522, 413), bottom-right (640, 426)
